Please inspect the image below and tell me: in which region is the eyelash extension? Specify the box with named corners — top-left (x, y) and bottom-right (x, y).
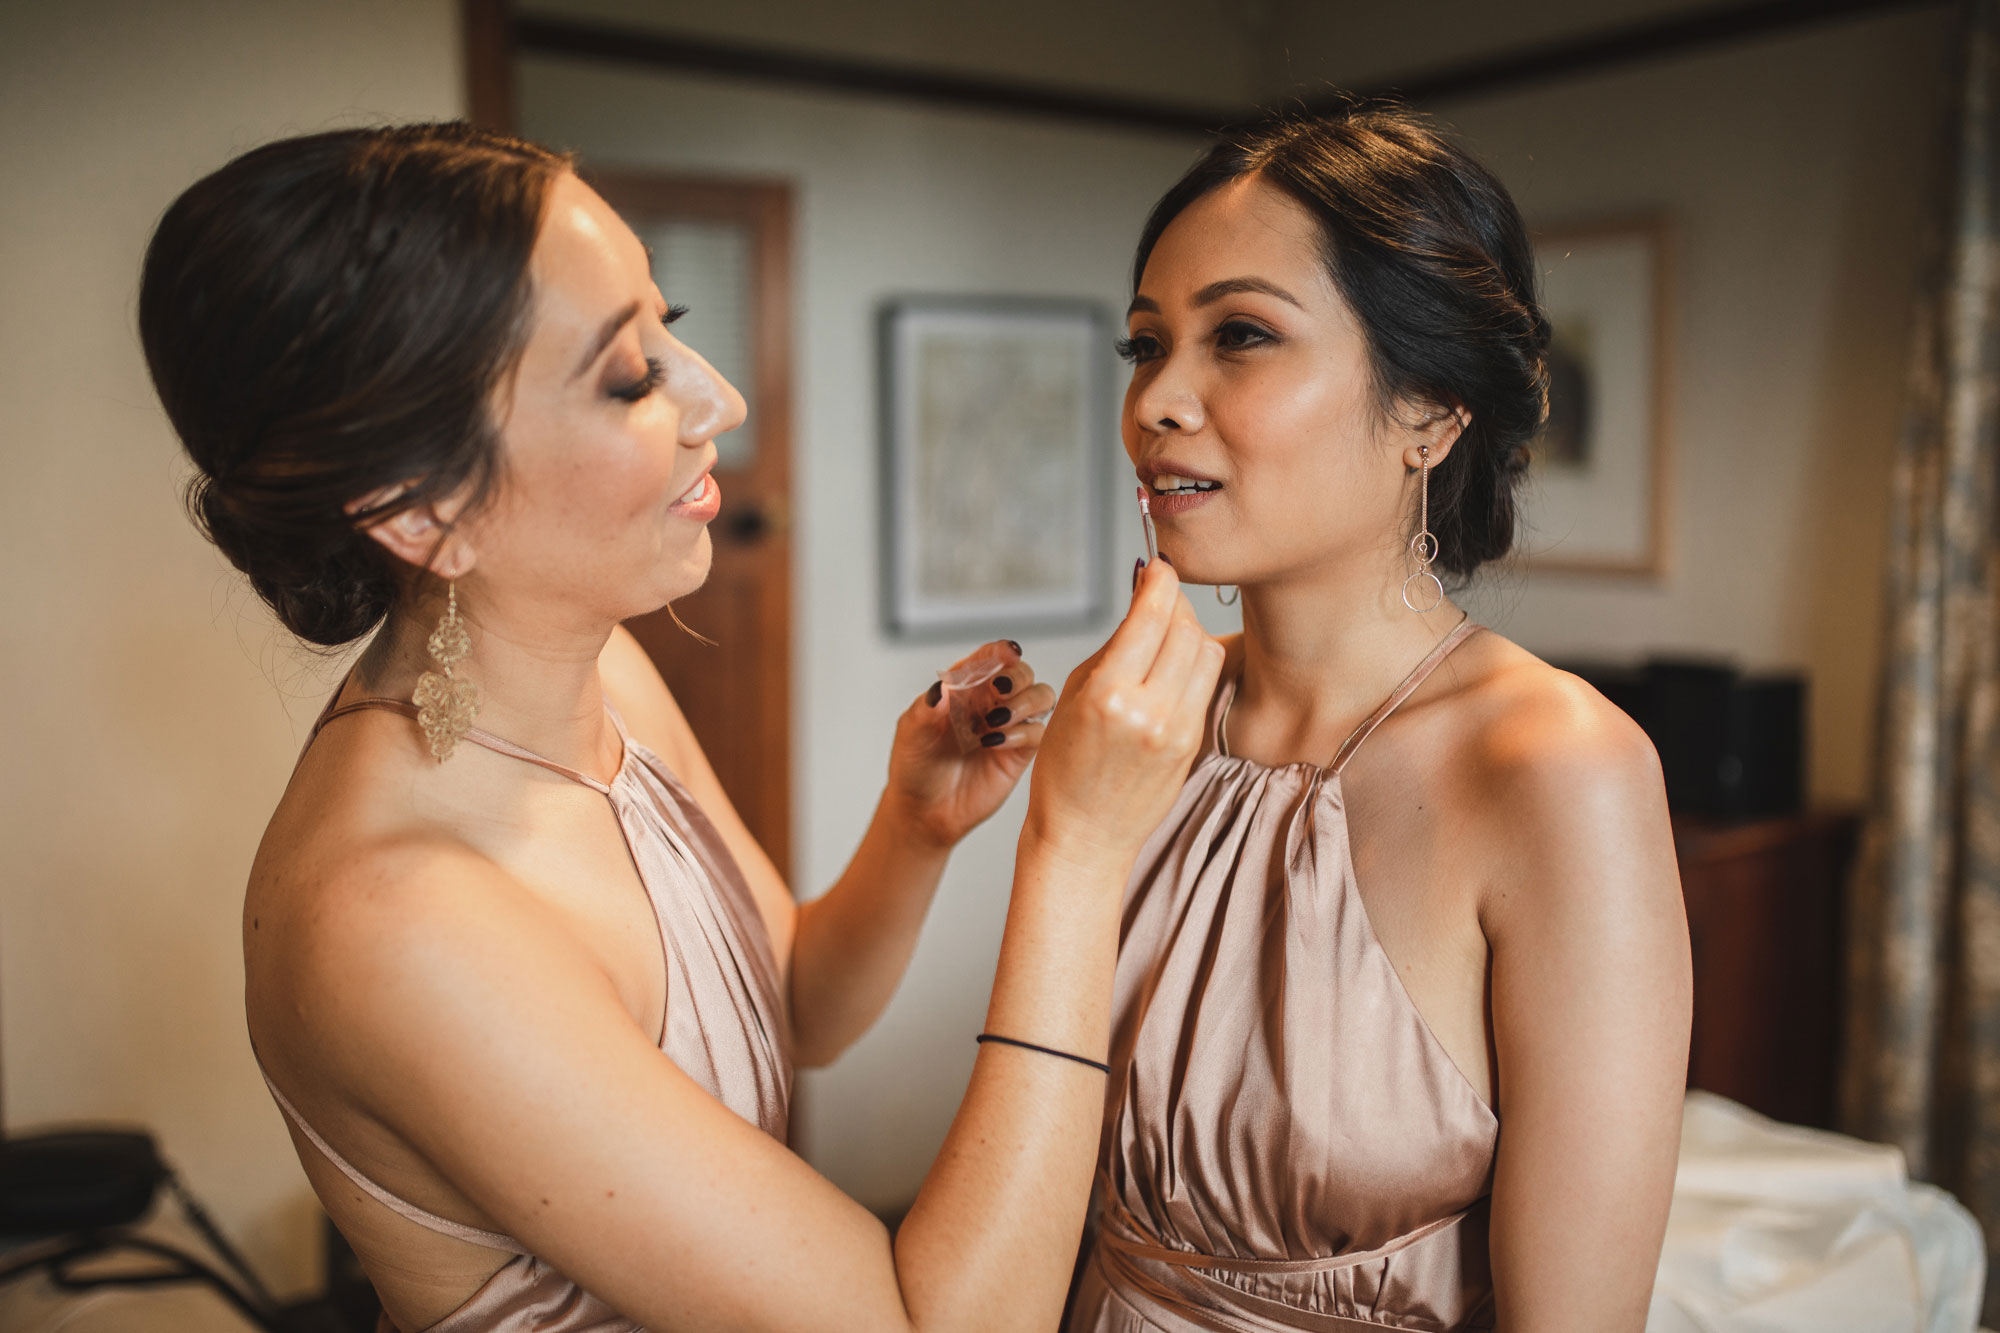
top-left (1116, 319), bottom-right (1276, 366)
top-left (663, 304), bottom-right (690, 326)
top-left (1113, 335), bottom-right (1156, 364)
top-left (611, 357), bottom-right (666, 402)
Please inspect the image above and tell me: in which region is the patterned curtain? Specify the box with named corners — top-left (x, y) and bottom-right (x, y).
top-left (1842, 0), bottom-right (2000, 1318)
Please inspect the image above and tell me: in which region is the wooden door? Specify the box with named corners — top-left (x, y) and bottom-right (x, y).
top-left (588, 171), bottom-right (794, 880)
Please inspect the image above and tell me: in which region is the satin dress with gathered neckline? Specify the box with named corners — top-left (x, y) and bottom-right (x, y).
top-left (257, 689), bottom-right (792, 1332)
top-left (1070, 619), bottom-right (1500, 1333)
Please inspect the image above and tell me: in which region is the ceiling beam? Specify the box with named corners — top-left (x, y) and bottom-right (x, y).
top-left (512, 0), bottom-right (1952, 137)
top-left (1344, 0), bottom-right (1948, 108)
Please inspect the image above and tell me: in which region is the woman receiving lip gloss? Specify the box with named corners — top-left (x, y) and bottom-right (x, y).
top-left (1073, 104), bottom-right (1690, 1333)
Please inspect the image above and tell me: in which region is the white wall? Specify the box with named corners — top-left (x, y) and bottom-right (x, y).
top-left (1270, 4), bottom-right (1953, 806)
top-left (0, 0), bottom-right (461, 1305)
top-left (518, 50), bottom-right (1232, 1209)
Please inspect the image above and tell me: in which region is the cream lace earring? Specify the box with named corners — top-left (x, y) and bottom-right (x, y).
top-left (413, 579), bottom-right (478, 760)
top-left (1401, 444), bottom-right (1443, 614)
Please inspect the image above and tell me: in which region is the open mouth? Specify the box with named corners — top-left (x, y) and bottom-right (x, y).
top-left (667, 469), bottom-right (721, 518)
top-left (1149, 474), bottom-right (1223, 496)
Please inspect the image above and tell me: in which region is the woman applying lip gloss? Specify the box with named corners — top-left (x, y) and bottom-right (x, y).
top-left (139, 122), bottom-right (1222, 1332)
top-left (1072, 104), bottom-right (1691, 1333)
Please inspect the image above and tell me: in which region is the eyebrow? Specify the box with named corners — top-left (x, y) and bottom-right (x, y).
top-left (1126, 276), bottom-right (1304, 318)
top-left (575, 299), bottom-right (642, 379)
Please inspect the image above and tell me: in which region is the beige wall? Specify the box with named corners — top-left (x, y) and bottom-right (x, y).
top-left (0, 0), bottom-right (461, 1304)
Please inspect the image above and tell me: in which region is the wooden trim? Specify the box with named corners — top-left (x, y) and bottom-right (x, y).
top-left (516, 15), bottom-right (1230, 136)
top-left (510, 0), bottom-right (1947, 134)
top-left (1526, 215), bottom-right (1676, 580)
top-left (462, 0), bottom-right (515, 131)
top-left (1343, 0), bottom-right (1946, 108)
top-left (1673, 807), bottom-right (1861, 865)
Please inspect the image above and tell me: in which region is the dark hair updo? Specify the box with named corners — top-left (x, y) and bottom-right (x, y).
top-left (139, 121), bottom-right (570, 646)
top-left (1133, 102), bottom-right (1550, 579)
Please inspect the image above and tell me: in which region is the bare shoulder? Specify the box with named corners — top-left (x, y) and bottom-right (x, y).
top-left (1448, 633), bottom-right (1662, 811)
top-left (247, 811), bottom-right (611, 1107)
top-left (1438, 633), bottom-right (1678, 929)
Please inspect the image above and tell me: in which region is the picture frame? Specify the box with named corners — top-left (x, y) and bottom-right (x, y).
top-left (1521, 217), bottom-right (1674, 577)
top-left (878, 295), bottom-right (1113, 638)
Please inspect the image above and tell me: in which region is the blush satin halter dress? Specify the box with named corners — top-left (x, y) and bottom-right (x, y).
top-left (257, 691), bottom-right (792, 1332)
top-left (1070, 619), bottom-right (1500, 1333)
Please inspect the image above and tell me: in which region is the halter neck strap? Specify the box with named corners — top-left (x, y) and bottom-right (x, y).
top-left (259, 1068), bottom-right (529, 1255)
top-left (311, 697), bottom-right (620, 795)
top-left (1328, 618), bottom-right (1481, 775)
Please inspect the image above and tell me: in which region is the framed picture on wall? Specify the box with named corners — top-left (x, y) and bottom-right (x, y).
top-left (1521, 217), bottom-right (1673, 576)
top-left (879, 296), bottom-right (1112, 637)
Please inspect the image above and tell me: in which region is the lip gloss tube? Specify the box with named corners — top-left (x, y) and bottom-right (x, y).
top-left (1137, 485), bottom-right (1158, 565)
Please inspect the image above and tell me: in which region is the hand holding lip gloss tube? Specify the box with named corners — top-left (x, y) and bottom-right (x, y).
top-left (1134, 485), bottom-right (1160, 592)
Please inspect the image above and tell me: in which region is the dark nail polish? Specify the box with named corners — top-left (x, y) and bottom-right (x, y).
top-left (1005, 639), bottom-right (1022, 655)
top-left (1133, 557), bottom-right (1145, 590)
top-left (993, 676), bottom-right (1013, 695)
top-left (986, 707), bottom-right (1011, 726)
top-left (925, 681), bottom-right (943, 707)
top-left (1158, 553), bottom-right (1173, 567)
top-left (981, 731), bottom-right (1006, 747)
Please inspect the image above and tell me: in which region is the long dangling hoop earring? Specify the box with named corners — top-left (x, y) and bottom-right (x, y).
top-left (1401, 444), bottom-right (1444, 614)
top-left (1216, 584), bottom-right (1240, 607)
top-left (413, 580), bottom-right (479, 761)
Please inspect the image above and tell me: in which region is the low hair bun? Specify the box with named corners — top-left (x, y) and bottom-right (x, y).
top-left (141, 122), bottom-right (569, 648)
top-left (190, 472), bottom-right (397, 647)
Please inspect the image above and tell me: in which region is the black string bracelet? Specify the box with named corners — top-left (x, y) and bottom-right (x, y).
top-left (975, 1032), bottom-right (1110, 1075)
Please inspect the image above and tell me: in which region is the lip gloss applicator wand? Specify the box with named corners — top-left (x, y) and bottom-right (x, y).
top-left (1137, 485), bottom-right (1158, 566)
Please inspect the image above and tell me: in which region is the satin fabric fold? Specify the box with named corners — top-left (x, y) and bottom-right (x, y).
top-left (1072, 626), bottom-right (1499, 1332)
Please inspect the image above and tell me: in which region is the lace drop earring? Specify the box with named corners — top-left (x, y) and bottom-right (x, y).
top-left (413, 579), bottom-right (479, 760)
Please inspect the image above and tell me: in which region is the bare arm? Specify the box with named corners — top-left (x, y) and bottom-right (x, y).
top-left (300, 564), bottom-right (1221, 1332)
top-left (1480, 691), bottom-right (1692, 1332)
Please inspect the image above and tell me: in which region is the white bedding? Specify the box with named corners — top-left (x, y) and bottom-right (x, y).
top-left (1648, 1091), bottom-right (1989, 1333)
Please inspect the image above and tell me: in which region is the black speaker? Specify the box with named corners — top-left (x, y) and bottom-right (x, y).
top-left (1559, 657), bottom-right (1806, 820)
top-left (0, 1129), bottom-right (165, 1236)
top-left (1645, 660), bottom-right (1805, 819)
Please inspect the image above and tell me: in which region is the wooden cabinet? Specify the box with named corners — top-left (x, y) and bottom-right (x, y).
top-left (1675, 810), bottom-right (1860, 1129)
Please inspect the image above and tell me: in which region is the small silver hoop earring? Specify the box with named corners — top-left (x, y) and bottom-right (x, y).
top-left (1216, 584), bottom-right (1240, 607)
top-left (1401, 444), bottom-right (1444, 614)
